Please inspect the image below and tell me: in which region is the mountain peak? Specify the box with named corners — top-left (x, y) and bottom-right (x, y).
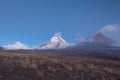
top-left (92, 32), bottom-right (113, 43)
top-left (36, 33), bottom-right (69, 49)
top-left (81, 32), bottom-right (114, 46)
top-left (4, 41), bottom-right (29, 50)
top-left (49, 33), bottom-right (64, 43)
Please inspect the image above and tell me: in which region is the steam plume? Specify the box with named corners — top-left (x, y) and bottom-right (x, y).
top-left (98, 24), bottom-right (118, 33)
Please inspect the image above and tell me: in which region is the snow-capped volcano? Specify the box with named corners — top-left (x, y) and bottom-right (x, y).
top-left (36, 33), bottom-right (69, 49)
top-left (82, 33), bottom-right (114, 46)
top-left (3, 41), bottom-right (29, 50)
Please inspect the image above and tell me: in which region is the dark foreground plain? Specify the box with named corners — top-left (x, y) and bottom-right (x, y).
top-left (0, 49), bottom-right (120, 80)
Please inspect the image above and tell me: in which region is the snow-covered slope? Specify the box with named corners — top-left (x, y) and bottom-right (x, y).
top-left (3, 41), bottom-right (29, 50)
top-left (36, 33), bottom-right (69, 49)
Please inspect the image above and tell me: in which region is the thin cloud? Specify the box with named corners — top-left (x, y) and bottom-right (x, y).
top-left (98, 24), bottom-right (118, 33)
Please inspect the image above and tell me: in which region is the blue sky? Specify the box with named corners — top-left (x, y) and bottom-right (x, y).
top-left (0, 0), bottom-right (120, 46)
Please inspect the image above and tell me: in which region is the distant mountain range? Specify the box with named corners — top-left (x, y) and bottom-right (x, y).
top-left (2, 32), bottom-right (114, 50)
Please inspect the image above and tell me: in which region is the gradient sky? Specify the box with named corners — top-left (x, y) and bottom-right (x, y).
top-left (0, 0), bottom-right (120, 46)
